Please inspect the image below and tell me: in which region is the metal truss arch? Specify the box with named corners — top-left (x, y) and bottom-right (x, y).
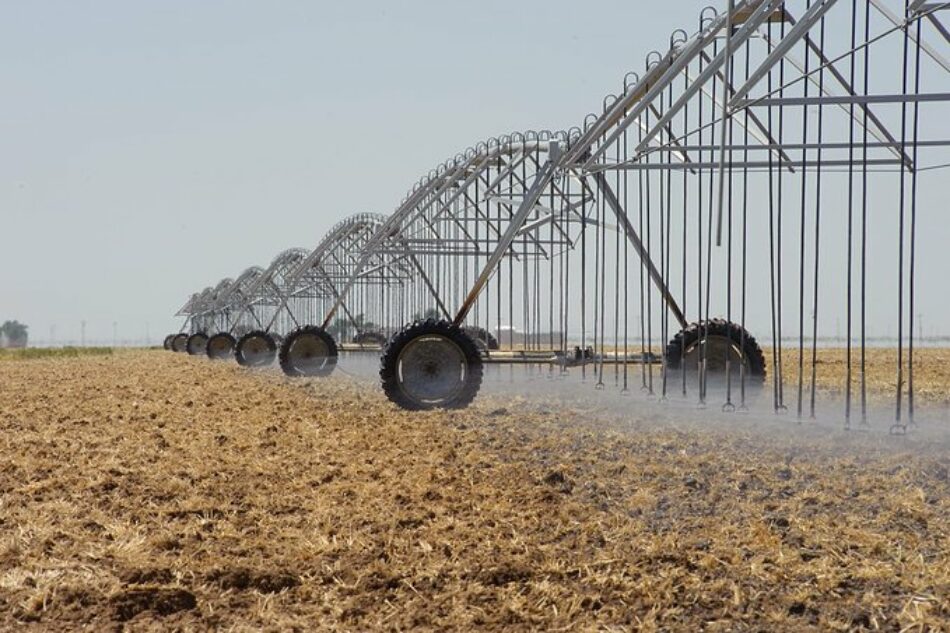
top-left (170, 0), bottom-right (950, 424)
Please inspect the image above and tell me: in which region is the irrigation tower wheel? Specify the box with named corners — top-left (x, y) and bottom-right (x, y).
top-left (206, 332), bottom-right (237, 360)
top-left (186, 333), bottom-right (209, 356)
top-left (380, 319), bottom-right (483, 411)
top-left (235, 330), bottom-right (277, 367)
top-left (163, 334), bottom-right (175, 350)
top-left (279, 326), bottom-right (338, 377)
top-left (665, 320), bottom-right (766, 381)
top-left (171, 333), bottom-right (189, 353)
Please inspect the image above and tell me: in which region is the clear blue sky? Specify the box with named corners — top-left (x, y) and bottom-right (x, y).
top-left (2, 1), bottom-right (947, 344)
top-left (2, 1), bottom-right (705, 344)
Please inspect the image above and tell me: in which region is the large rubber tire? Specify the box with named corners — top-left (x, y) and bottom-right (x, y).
top-left (186, 333), bottom-right (209, 356)
top-left (206, 332), bottom-right (237, 360)
top-left (171, 333), bottom-right (189, 353)
top-left (665, 319), bottom-right (766, 381)
top-left (163, 334), bottom-right (175, 350)
top-left (462, 325), bottom-right (499, 351)
top-left (279, 326), bottom-right (338, 377)
top-left (380, 319), bottom-right (483, 411)
top-left (235, 330), bottom-right (277, 367)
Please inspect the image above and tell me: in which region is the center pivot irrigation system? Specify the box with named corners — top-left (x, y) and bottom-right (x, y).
top-left (167, 0), bottom-right (948, 430)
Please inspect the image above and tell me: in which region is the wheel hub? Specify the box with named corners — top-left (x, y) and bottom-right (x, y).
top-left (288, 334), bottom-right (330, 374)
top-left (397, 334), bottom-right (467, 406)
top-left (208, 337), bottom-right (233, 359)
top-left (187, 335), bottom-right (208, 355)
top-left (242, 336), bottom-right (273, 366)
top-left (683, 335), bottom-right (746, 373)
top-left (171, 335), bottom-right (188, 352)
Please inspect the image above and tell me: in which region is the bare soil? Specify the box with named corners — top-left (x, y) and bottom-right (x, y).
top-left (0, 351), bottom-right (947, 631)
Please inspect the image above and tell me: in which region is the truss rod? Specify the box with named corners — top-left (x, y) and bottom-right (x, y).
top-left (735, 92), bottom-right (950, 106)
top-left (591, 172), bottom-right (688, 330)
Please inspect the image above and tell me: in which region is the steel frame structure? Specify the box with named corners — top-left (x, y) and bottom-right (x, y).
top-left (233, 248), bottom-right (311, 338)
top-left (281, 213), bottom-right (393, 344)
top-left (170, 0), bottom-right (949, 428)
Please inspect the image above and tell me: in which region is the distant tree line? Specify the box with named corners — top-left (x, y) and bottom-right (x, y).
top-left (0, 320), bottom-right (28, 348)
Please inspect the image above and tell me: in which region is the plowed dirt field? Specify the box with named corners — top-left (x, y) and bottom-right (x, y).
top-left (1, 351), bottom-right (947, 631)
